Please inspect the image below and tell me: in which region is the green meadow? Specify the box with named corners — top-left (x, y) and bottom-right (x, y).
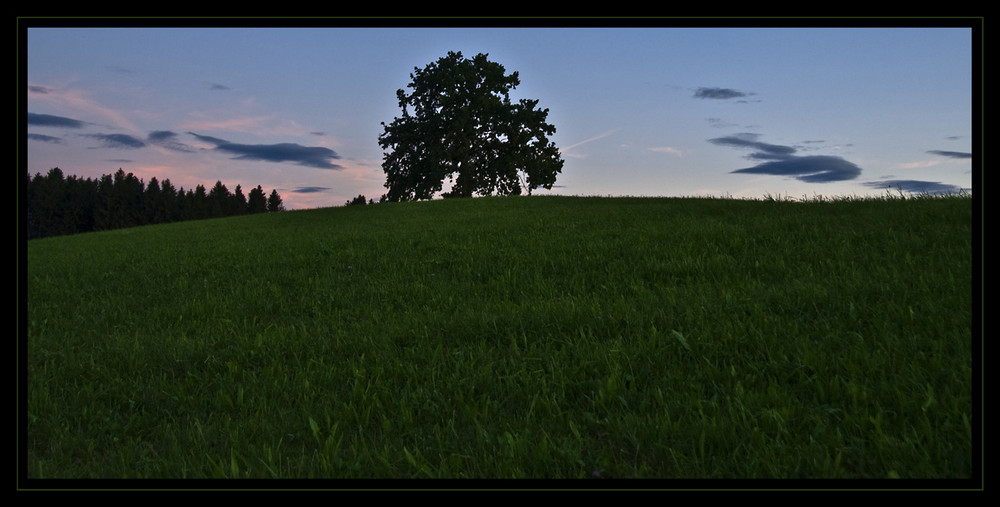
top-left (24, 194), bottom-right (975, 481)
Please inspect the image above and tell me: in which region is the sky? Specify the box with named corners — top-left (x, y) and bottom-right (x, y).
top-left (22, 22), bottom-right (977, 210)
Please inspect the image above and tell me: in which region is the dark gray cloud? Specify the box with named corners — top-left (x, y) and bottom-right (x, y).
top-left (28, 112), bottom-right (87, 129)
top-left (147, 130), bottom-right (195, 152)
top-left (694, 87), bottom-right (752, 100)
top-left (862, 179), bottom-right (965, 195)
top-left (709, 133), bottom-right (796, 160)
top-left (711, 133), bottom-right (862, 183)
top-left (147, 130), bottom-right (178, 143)
top-left (732, 155), bottom-right (862, 183)
top-left (27, 133), bottom-right (63, 144)
top-left (209, 83), bottom-right (231, 91)
top-left (292, 186), bottom-right (332, 193)
top-left (927, 150), bottom-right (972, 159)
top-left (86, 133), bottom-right (146, 149)
top-left (188, 132), bottom-right (341, 169)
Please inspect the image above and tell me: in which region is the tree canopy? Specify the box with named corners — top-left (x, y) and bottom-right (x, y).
top-left (378, 51), bottom-right (564, 201)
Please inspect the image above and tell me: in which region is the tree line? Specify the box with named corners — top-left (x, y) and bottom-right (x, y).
top-left (25, 167), bottom-right (285, 239)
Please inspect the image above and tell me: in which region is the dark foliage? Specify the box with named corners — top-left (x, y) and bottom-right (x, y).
top-left (378, 51), bottom-right (563, 201)
top-left (25, 168), bottom-right (284, 239)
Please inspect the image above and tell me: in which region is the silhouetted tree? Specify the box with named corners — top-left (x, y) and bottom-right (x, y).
top-left (159, 178), bottom-right (179, 222)
top-left (93, 173), bottom-right (114, 230)
top-left (33, 168), bottom-right (66, 237)
top-left (346, 194), bottom-right (368, 206)
top-left (247, 185), bottom-right (268, 214)
top-left (267, 189), bottom-right (284, 212)
top-left (144, 177), bottom-right (163, 224)
top-left (191, 184), bottom-right (208, 220)
top-left (97, 169), bottom-right (144, 229)
top-left (230, 184), bottom-right (248, 216)
top-left (63, 174), bottom-right (97, 234)
top-left (208, 180), bottom-right (231, 217)
top-left (378, 51), bottom-right (563, 201)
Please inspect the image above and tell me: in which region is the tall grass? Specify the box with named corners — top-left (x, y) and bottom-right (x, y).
top-left (24, 194), bottom-right (975, 483)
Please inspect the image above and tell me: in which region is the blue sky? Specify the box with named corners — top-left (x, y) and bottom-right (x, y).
top-left (24, 23), bottom-right (976, 209)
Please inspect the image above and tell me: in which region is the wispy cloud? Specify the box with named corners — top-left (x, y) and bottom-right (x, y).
top-left (649, 146), bottom-right (683, 156)
top-left (896, 160), bottom-right (941, 169)
top-left (27, 133), bottom-right (63, 143)
top-left (862, 179), bottom-right (965, 195)
top-left (927, 150), bottom-right (972, 159)
top-left (147, 130), bottom-right (195, 152)
top-left (710, 133), bottom-right (862, 183)
top-left (896, 149), bottom-right (972, 169)
top-left (181, 115), bottom-right (273, 133)
top-left (693, 87), bottom-right (751, 100)
top-left (85, 133), bottom-right (146, 149)
top-left (705, 117), bottom-right (738, 129)
top-left (106, 65), bottom-right (135, 75)
top-left (27, 112), bottom-right (88, 129)
top-left (28, 86), bottom-right (141, 132)
top-left (27, 105), bottom-right (340, 173)
top-left (188, 132), bottom-right (342, 169)
top-left (561, 129), bottom-right (619, 155)
top-left (709, 133), bottom-right (796, 160)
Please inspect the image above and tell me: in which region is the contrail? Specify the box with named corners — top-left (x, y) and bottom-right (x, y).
top-left (562, 129), bottom-right (619, 152)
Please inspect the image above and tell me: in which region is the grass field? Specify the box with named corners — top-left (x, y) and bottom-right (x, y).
top-left (23, 193), bottom-right (977, 483)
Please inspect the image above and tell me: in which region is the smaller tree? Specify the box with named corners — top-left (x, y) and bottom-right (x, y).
top-left (160, 178), bottom-right (179, 222)
top-left (230, 184), bottom-right (248, 216)
top-left (191, 184), bottom-right (209, 220)
top-left (144, 176), bottom-right (162, 224)
top-left (33, 167), bottom-right (67, 237)
top-left (345, 194), bottom-right (368, 206)
top-left (267, 189), bottom-right (284, 212)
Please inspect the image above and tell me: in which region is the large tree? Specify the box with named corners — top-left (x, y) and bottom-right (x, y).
top-left (378, 51), bottom-right (564, 201)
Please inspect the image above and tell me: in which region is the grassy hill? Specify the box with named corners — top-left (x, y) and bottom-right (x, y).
top-left (24, 194), bottom-right (976, 482)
